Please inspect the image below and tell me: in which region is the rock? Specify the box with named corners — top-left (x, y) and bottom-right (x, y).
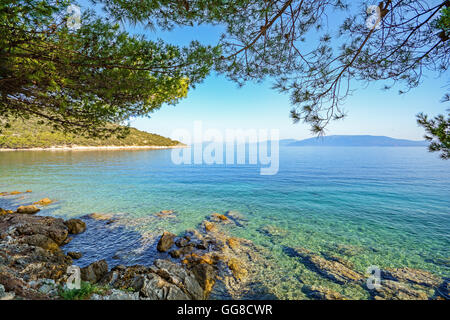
top-left (381, 267), bottom-right (441, 288)
top-left (227, 258), bottom-right (247, 280)
top-left (62, 237), bottom-right (72, 245)
top-left (224, 210), bottom-right (247, 227)
top-left (104, 260), bottom-right (205, 300)
top-left (436, 279), bottom-right (449, 299)
top-left (169, 245), bottom-right (195, 259)
top-left (259, 225), bottom-right (288, 238)
top-left (226, 238), bottom-right (240, 250)
top-left (16, 205), bottom-right (40, 214)
top-left (91, 289), bottom-right (140, 300)
top-left (81, 260), bottom-right (108, 283)
top-left (302, 285), bottom-right (348, 300)
top-left (141, 273), bottom-right (189, 300)
top-left (321, 252), bottom-right (355, 269)
top-left (191, 263), bottom-right (216, 297)
top-left (67, 251), bottom-right (82, 259)
top-left (153, 259), bottom-right (204, 300)
top-left (170, 249), bottom-right (182, 259)
top-left (195, 239), bottom-right (208, 250)
top-left (370, 280), bottom-right (429, 300)
top-left (6, 214), bottom-right (69, 245)
top-left (203, 221), bottom-right (216, 232)
top-left (175, 237), bottom-right (190, 247)
top-left (210, 213), bottom-right (229, 222)
top-left (157, 231), bottom-right (176, 252)
top-left (0, 214), bottom-right (72, 285)
top-left (0, 208), bottom-right (14, 215)
top-left (33, 198), bottom-right (53, 206)
top-left (427, 257), bottom-right (450, 268)
top-left (64, 219), bottom-right (86, 234)
top-left (291, 247), bottom-right (363, 284)
top-left (0, 284), bottom-right (15, 300)
top-left (184, 229), bottom-right (204, 241)
top-left (37, 279), bottom-right (57, 296)
top-left (156, 210), bottom-right (176, 218)
top-left (20, 234), bottom-right (60, 252)
top-left (333, 244), bottom-right (365, 257)
top-left (88, 213), bottom-right (116, 223)
top-left (0, 264), bottom-right (53, 299)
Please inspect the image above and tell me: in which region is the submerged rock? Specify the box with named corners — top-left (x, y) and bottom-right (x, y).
top-left (203, 221), bottom-right (217, 232)
top-left (33, 198), bottom-right (53, 206)
top-left (335, 244), bottom-right (366, 257)
top-left (64, 219), bottom-right (86, 234)
top-left (369, 280), bottom-right (429, 300)
top-left (259, 225), bottom-right (289, 238)
top-left (88, 213), bottom-right (116, 224)
top-left (290, 247), bottom-right (363, 284)
top-left (302, 285), bottom-right (348, 300)
top-left (156, 210), bottom-right (176, 218)
top-left (224, 210), bottom-right (247, 227)
top-left (436, 279), bottom-right (449, 299)
top-left (0, 208), bottom-right (14, 215)
top-left (16, 205), bottom-right (40, 214)
top-left (381, 267), bottom-right (441, 288)
top-left (209, 213), bottom-right (229, 223)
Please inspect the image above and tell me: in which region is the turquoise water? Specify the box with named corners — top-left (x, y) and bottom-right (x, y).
top-left (1, 146), bottom-right (449, 299)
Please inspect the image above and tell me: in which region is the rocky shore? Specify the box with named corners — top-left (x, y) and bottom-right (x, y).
top-left (0, 191), bottom-right (448, 300)
top-left (0, 193), bottom-right (265, 300)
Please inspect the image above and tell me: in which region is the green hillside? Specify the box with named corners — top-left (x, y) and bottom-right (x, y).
top-left (0, 118), bottom-right (182, 149)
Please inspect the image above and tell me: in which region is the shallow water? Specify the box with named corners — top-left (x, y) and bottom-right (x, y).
top-left (0, 146), bottom-right (449, 299)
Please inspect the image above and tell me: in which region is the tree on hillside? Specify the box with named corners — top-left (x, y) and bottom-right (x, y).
top-left (0, 0), bottom-right (219, 137)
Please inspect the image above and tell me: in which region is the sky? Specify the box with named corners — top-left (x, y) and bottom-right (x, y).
top-left (78, 0), bottom-right (448, 142)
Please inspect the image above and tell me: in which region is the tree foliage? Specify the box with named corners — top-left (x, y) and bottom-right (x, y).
top-left (99, 0), bottom-right (449, 135)
top-left (417, 108), bottom-right (450, 159)
top-left (1, 0), bottom-right (449, 148)
top-left (0, 0), bottom-right (219, 137)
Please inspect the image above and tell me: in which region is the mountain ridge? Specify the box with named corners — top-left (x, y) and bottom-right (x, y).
top-left (285, 135), bottom-right (427, 147)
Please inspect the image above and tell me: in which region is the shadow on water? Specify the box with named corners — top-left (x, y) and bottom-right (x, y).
top-left (0, 197), bottom-right (17, 211)
top-left (62, 216), bottom-right (163, 268)
top-left (0, 193), bottom-right (163, 269)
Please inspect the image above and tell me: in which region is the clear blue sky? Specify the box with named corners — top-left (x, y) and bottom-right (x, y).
top-left (79, 1), bottom-right (448, 141)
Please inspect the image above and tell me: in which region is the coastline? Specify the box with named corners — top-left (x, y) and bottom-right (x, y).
top-left (1, 191), bottom-right (448, 300)
top-left (0, 145), bottom-right (188, 152)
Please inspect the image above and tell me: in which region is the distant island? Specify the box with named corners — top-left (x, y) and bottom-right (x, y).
top-left (0, 118), bottom-right (183, 150)
top-left (286, 135), bottom-right (428, 147)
